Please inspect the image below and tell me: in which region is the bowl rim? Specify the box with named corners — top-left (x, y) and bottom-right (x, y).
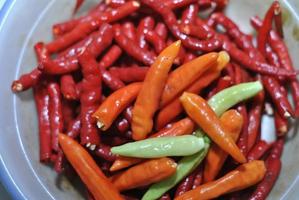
top-left (0, 1), bottom-right (27, 199)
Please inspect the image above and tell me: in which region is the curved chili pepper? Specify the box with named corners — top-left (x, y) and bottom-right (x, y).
top-left (60, 75), bottom-right (78, 100)
top-left (115, 117), bottom-right (130, 134)
top-left (110, 156), bottom-right (142, 172)
top-left (109, 66), bottom-right (149, 83)
top-left (111, 158), bottom-right (177, 191)
top-left (33, 84), bottom-right (51, 162)
top-left (41, 24), bottom-right (114, 75)
top-left (204, 109), bottom-right (243, 183)
top-left (78, 52), bottom-right (102, 149)
top-left (94, 143), bottom-right (117, 162)
top-left (274, 111), bottom-right (288, 136)
top-left (179, 23), bottom-right (212, 39)
top-left (273, 3), bottom-right (283, 38)
top-left (156, 52), bottom-right (228, 130)
top-left (122, 22), bottom-right (137, 42)
top-left (247, 140), bottom-right (272, 161)
top-left (93, 82), bottom-right (142, 131)
top-left (142, 0), bottom-right (222, 51)
top-left (145, 30), bottom-right (166, 54)
top-left (174, 169), bottom-right (196, 197)
top-left (155, 22), bottom-right (168, 41)
top-left (248, 157), bottom-right (281, 200)
top-left (101, 68), bottom-right (125, 91)
top-left (191, 164), bottom-right (204, 189)
top-left (112, 135), bottom-right (205, 158)
top-left (52, 3), bottom-right (107, 37)
top-left (163, 0), bottom-right (198, 9)
top-left (48, 82), bottom-right (64, 152)
top-left (46, 1), bottom-right (140, 53)
top-left (136, 16), bottom-right (155, 49)
top-left (180, 92), bottom-right (246, 163)
top-left (114, 24), bottom-right (156, 65)
top-left (124, 106), bottom-right (133, 123)
top-left (74, 0), bottom-right (85, 14)
top-left (99, 45), bottom-right (122, 69)
top-left (132, 41), bottom-right (181, 140)
top-left (269, 138), bottom-right (284, 159)
top-left (247, 90), bottom-right (265, 151)
top-left (175, 160), bottom-right (266, 200)
top-left (161, 52), bottom-right (219, 107)
top-left (257, 1), bottom-right (280, 56)
top-left (58, 134), bottom-right (124, 200)
top-left (181, 4), bottom-right (198, 24)
top-left (11, 68), bottom-right (42, 92)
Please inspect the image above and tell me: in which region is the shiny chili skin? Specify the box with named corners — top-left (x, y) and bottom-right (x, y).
top-left (132, 41), bottom-right (181, 140)
top-left (48, 82), bottom-right (64, 152)
top-left (257, 1), bottom-right (281, 56)
top-left (247, 140), bottom-right (272, 161)
top-left (270, 138), bottom-right (284, 159)
top-left (136, 16), bottom-right (155, 49)
top-left (248, 157), bottom-right (281, 200)
top-left (121, 22), bottom-right (137, 42)
top-left (155, 22), bottom-right (168, 41)
top-left (106, 0), bottom-right (126, 8)
top-left (180, 92), bottom-right (246, 163)
top-left (247, 91), bottom-right (265, 151)
top-left (163, 0), bottom-right (198, 9)
top-left (58, 134), bottom-right (124, 200)
top-left (274, 111), bottom-right (288, 136)
top-left (109, 66), bottom-right (149, 83)
top-left (142, 0), bottom-right (222, 51)
top-left (46, 1), bottom-right (140, 53)
top-left (94, 143), bottom-right (117, 162)
top-left (114, 24), bottom-right (156, 66)
top-left (145, 30), bottom-right (166, 54)
top-left (181, 4), bottom-right (198, 24)
top-left (159, 194), bottom-right (171, 200)
top-left (161, 52), bottom-right (219, 107)
top-left (273, 3), bottom-right (283, 38)
top-left (11, 68), bottom-right (42, 92)
top-left (179, 23), bottom-right (212, 39)
top-left (101, 68), bottom-right (125, 91)
top-left (175, 169), bottom-right (196, 197)
top-left (60, 75), bottom-right (78, 100)
top-left (115, 117), bottom-right (130, 134)
top-left (41, 24), bottom-right (114, 75)
top-left (93, 82), bottom-right (142, 131)
top-left (124, 106), bottom-right (133, 123)
top-left (99, 45), bottom-right (122, 69)
top-left (33, 84), bottom-right (51, 162)
top-left (192, 164), bottom-right (204, 189)
top-left (78, 52), bottom-right (102, 148)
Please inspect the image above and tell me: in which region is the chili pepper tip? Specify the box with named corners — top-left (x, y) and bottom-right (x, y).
top-left (11, 81), bottom-right (23, 92)
top-left (97, 121), bottom-right (105, 129)
top-left (132, 1), bottom-right (140, 7)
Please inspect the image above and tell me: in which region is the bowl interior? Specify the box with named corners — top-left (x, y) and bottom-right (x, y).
top-left (1, 0), bottom-right (299, 199)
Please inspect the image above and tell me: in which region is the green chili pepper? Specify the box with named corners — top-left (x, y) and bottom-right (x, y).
top-left (111, 135), bottom-right (205, 158)
top-left (209, 81), bottom-right (263, 116)
top-left (142, 81), bottom-right (263, 200)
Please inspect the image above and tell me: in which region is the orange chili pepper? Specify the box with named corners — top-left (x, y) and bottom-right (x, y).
top-left (58, 134), bottom-right (123, 200)
top-left (93, 82), bottom-right (142, 130)
top-left (203, 109), bottom-right (243, 183)
top-left (110, 117), bottom-right (194, 172)
top-left (111, 158), bottom-right (177, 191)
top-left (160, 52), bottom-right (220, 107)
top-left (175, 160), bottom-right (266, 200)
top-left (132, 40), bottom-right (181, 140)
top-left (180, 92), bottom-right (246, 163)
top-left (156, 51), bottom-right (229, 130)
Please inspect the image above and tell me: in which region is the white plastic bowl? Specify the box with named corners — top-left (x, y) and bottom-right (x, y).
top-left (0, 0), bottom-right (299, 199)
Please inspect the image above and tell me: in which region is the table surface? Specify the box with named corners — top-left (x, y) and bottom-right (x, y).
top-left (0, 181), bottom-right (11, 200)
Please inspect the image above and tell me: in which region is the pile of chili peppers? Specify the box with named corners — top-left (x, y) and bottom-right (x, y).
top-left (11, 0), bottom-right (298, 199)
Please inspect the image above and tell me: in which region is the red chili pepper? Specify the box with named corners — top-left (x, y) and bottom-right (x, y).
top-left (94, 143), bottom-right (117, 162)
top-left (124, 106), bottom-right (133, 123)
top-left (114, 24), bottom-right (156, 65)
top-left (122, 22), bottom-right (137, 42)
top-left (181, 4), bottom-right (199, 24)
top-left (155, 22), bottom-right (168, 41)
top-left (248, 157), bottom-right (281, 200)
top-left (115, 117), bottom-right (130, 134)
top-left (192, 164), bottom-right (204, 189)
top-left (34, 42), bottom-right (50, 61)
top-left (163, 0), bottom-right (198, 9)
top-left (247, 140), bottom-right (272, 161)
top-left (159, 194), bottom-right (171, 200)
top-left (136, 16), bottom-right (155, 49)
top-left (46, 1), bottom-right (140, 53)
top-left (60, 75), bottom-right (78, 100)
top-left (145, 30), bottom-right (166, 54)
top-left (61, 99), bottom-right (76, 128)
top-left (74, 0), bottom-right (85, 14)
top-left (247, 90), bottom-right (265, 151)
top-left (106, 0), bottom-right (126, 8)
top-left (54, 150), bottom-right (65, 173)
top-left (109, 66), bottom-right (149, 83)
top-left (142, 0), bottom-right (222, 51)
top-left (41, 24), bottom-right (114, 75)
top-left (207, 75), bottom-right (232, 98)
top-left (183, 52), bottom-right (196, 63)
top-left (48, 82), bottom-right (64, 152)
top-left (269, 138), bottom-right (284, 159)
top-left (274, 111), bottom-right (288, 136)
top-left (179, 24), bottom-right (212, 40)
top-left (101, 68), bottom-right (125, 91)
top-left (273, 3), bottom-right (283, 38)
top-left (33, 84), bottom-right (51, 162)
top-left (257, 1), bottom-right (281, 56)
top-left (236, 105), bottom-right (248, 156)
top-left (99, 45), bottom-right (122, 69)
top-left (175, 170), bottom-right (196, 197)
top-left (11, 68), bottom-right (42, 92)
top-left (78, 52), bottom-right (102, 149)
top-left (66, 116), bottom-right (81, 139)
